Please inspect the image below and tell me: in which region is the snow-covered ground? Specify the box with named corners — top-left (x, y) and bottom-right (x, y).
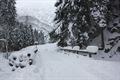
top-left (0, 43), bottom-right (120, 80)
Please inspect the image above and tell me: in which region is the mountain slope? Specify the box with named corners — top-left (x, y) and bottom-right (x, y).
top-left (16, 0), bottom-right (56, 32)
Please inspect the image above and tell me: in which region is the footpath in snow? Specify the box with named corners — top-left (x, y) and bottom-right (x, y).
top-left (0, 43), bottom-right (120, 80)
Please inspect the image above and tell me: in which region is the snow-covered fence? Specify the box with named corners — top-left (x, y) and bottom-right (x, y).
top-left (59, 46), bottom-right (98, 57)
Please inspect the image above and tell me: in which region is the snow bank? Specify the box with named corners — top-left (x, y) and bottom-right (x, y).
top-left (8, 46), bottom-right (38, 71)
top-left (61, 45), bottom-right (98, 53)
top-left (86, 46), bottom-right (98, 53)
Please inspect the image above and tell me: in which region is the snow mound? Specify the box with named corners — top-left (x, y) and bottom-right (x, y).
top-left (8, 47), bottom-right (38, 71)
top-left (86, 46), bottom-right (98, 53)
top-left (61, 46), bottom-right (98, 53)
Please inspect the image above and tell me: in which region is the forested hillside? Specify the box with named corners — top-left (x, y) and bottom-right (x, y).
top-left (0, 0), bottom-right (45, 54)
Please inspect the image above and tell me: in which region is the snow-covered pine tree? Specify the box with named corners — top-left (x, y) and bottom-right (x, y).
top-left (33, 29), bottom-right (39, 44)
top-left (54, 0), bottom-right (109, 49)
top-left (54, 0), bottom-right (88, 48)
top-left (104, 0), bottom-right (120, 53)
top-left (0, 0), bottom-right (16, 27)
top-left (39, 31), bottom-right (45, 44)
top-left (107, 0), bottom-right (120, 33)
top-left (29, 25), bottom-right (34, 45)
top-left (7, 0), bottom-right (16, 26)
top-left (0, 0), bottom-right (16, 52)
top-left (49, 30), bottom-right (59, 43)
top-left (72, 0), bottom-right (92, 49)
top-left (54, 0), bottom-right (71, 47)
top-left (9, 23), bottom-right (35, 51)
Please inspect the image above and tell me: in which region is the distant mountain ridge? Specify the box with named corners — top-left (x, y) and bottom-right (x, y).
top-left (17, 15), bottom-right (54, 35)
top-left (16, 0), bottom-right (56, 33)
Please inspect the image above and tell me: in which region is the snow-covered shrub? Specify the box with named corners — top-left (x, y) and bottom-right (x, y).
top-left (8, 49), bottom-right (38, 71)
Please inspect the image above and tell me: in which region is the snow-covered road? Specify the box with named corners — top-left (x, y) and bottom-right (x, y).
top-left (0, 43), bottom-right (120, 80)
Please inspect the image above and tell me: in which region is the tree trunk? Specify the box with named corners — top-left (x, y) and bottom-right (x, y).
top-left (101, 28), bottom-right (105, 50)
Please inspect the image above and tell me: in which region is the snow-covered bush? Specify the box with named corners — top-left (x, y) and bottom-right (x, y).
top-left (8, 48), bottom-right (38, 71)
top-left (86, 46), bottom-right (98, 53)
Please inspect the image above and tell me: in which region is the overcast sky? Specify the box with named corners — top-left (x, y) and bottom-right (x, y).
top-left (16, 0), bottom-right (56, 25)
top-left (16, 0), bottom-right (56, 3)
top-left (16, 0), bottom-right (56, 8)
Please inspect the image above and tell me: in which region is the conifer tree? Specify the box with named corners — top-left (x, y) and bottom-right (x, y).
top-left (54, 0), bottom-right (72, 47)
top-left (0, 0), bottom-right (17, 52)
top-left (54, 0), bottom-right (109, 48)
top-left (0, 0), bottom-right (16, 26)
top-left (39, 31), bottom-right (45, 44)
